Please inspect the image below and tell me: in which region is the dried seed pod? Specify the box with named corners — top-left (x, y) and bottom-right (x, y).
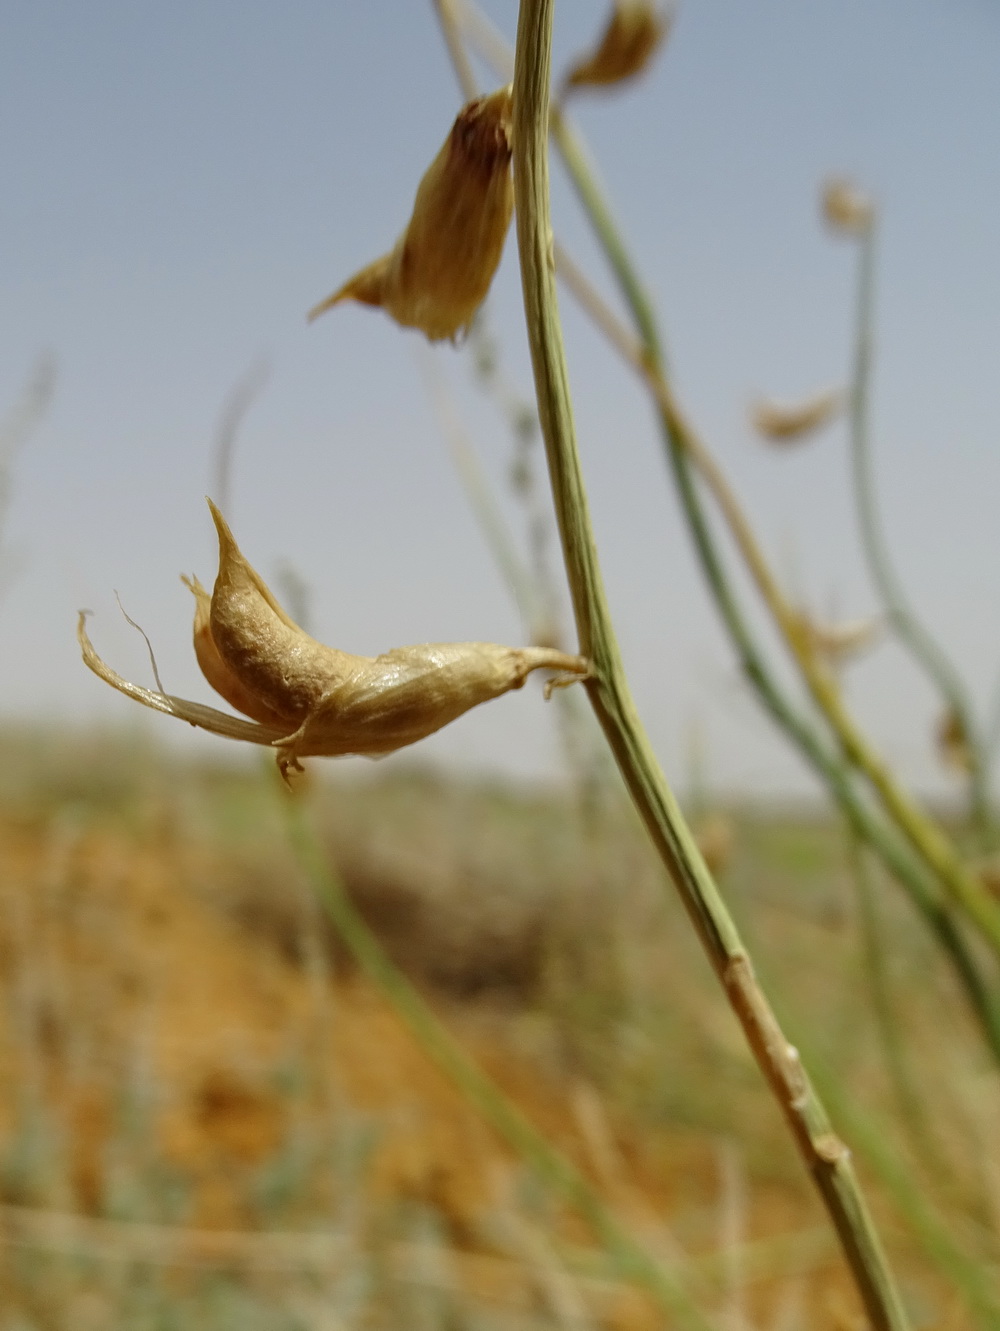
top-left (750, 388), bottom-right (844, 444)
top-left (973, 857), bottom-right (1000, 901)
top-left (936, 707), bottom-right (972, 773)
top-left (308, 86), bottom-right (514, 342)
top-left (564, 2), bottom-right (670, 92)
top-left (790, 610), bottom-right (881, 667)
top-left (79, 500), bottom-right (589, 776)
top-left (181, 572), bottom-right (289, 727)
top-left (822, 177), bottom-right (875, 237)
top-left (694, 813), bottom-right (735, 877)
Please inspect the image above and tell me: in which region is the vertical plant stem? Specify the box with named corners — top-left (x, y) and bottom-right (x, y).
top-left (846, 829), bottom-right (946, 1170)
top-left (555, 121), bottom-right (1000, 968)
top-left (511, 3), bottom-right (909, 1328)
top-left (560, 129), bottom-right (1000, 955)
top-left (443, 0), bottom-right (1000, 1055)
top-left (281, 789), bottom-right (717, 1331)
top-left (846, 226), bottom-right (992, 839)
top-left (419, 350), bottom-right (544, 634)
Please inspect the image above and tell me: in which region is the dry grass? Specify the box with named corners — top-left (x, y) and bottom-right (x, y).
top-left (0, 726), bottom-right (995, 1328)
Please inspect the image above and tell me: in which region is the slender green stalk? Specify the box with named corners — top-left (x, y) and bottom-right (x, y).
top-left (798, 1024), bottom-right (1000, 1329)
top-left (847, 226), bottom-right (992, 839)
top-left (553, 144), bottom-right (1000, 963)
top-left (444, 0), bottom-right (1000, 1056)
top-left (280, 788), bottom-right (717, 1331)
top-left (846, 829), bottom-right (946, 1169)
top-left (555, 120), bottom-right (1000, 959)
top-left (421, 345), bottom-right (612, 803)
top-left (547, 138), bottom-right (1000, 1057)
top-left (511, 4), bottom-right (909, 1327)
top-left (419, 349), bottom-right (545, 635)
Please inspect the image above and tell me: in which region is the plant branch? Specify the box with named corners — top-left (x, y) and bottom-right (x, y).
top-left (846, 226), bottom-right (992, 837)
top-left (438, 0), bottom-right (1000, 1070)
top-left (543, 60), bottom-right (1000, 971)
top-left (511, 3), bottom-right (909, 1326)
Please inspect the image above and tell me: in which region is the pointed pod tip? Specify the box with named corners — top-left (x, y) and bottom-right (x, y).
top-left (306, 291), bottom-right (342, 323)
top-left (309, 256), bottom-right (390, 324)
top-left (205, 497), bottom-right (239, 557)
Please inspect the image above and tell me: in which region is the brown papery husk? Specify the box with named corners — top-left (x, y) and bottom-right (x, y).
top-left (281, 641), bottom-right (586, 764)
top-left (182, 573), bottom-right (291, 728)
top-left (308, 86), bottom-right (514, 341)
top-left (750, 388), bottom-right (844, 443)
top-left (206, 500), bottom-right (363, 727)
top-left (564, 2), bottom-right (669, 90)
top-left (822, 177), bottom-right (875, 236)
top-left (80, 500), bottom-right (588, 773)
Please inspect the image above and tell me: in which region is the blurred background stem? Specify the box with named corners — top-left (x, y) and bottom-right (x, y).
top-left (845, 225), bottom-right (993, 842)
top-left (281, 785), bottom-right (717, 1331)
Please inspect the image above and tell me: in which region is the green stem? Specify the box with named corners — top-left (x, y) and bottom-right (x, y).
top-left (847, 227), bottom-right (993, 839)
top-left (511, 4), bottom-right (909, 1327)
top-left (846, 829), bottom-right (947, 1171)
top-left (554, 103), bottom-right (1000, 962)
top-left (281, 791), bottom-right (716, 1330)
top-left (542, 90), bottom-right (1000, 1055)
top-left (798, 1023), bottom-right (1000, 1329)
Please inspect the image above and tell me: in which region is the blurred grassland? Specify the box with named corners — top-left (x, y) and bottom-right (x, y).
top-left (0, 725), bottom-right (996, 1329)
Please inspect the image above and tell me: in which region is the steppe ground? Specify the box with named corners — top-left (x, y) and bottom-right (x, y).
top-left (0, 727), bottom-right (993, 1330)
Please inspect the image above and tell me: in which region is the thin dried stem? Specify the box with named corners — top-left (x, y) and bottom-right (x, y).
top-left (211, 358), bottom-right (269, 519)
top-left (418, 347), bottom-right (546, 635)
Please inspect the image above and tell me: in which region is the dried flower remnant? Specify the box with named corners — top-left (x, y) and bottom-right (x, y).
top-left (694, 813), bottom-right (735, 876)
top-left (936, 707), bottom-right (972, 774)
top-left (790, 610), bottom-right (881, 669)
top-left (563, 2), bottom-right (670, 92)
top-left (822, 178), bottom-right (875, 237)
top-left (973, 856), bottom-right (1000, 901)
top-left (308, 87), bottom-right (514, 342)
top-left (750, 388), bottom-right (844, 444)
top-left (79, 500), bottom-right (588, 777)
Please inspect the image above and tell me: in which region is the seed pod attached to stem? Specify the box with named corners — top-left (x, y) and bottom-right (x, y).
top-left (79, 500), bottom-right (589, 777)
top-left (822, 177), bottom-right (875, 237)
top-left (749, 387), bottom-right (844, 444)
top-left (563, 2), bottom-right (670, 94)
top-left (309, 86), bottom-right (514, 342)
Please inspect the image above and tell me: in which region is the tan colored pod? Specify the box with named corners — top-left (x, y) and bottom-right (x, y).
top-left (79, 499), bottom-right (589, 776)
top-left (822, 178), bottom-right (875, 237)
top-left (937, 707), bottom-right (972, 774)
top-left (789, 610), bottom-right (880, 669)
top-left (205, 500), bottom-right (359, 727)
top-left (181, 572), bottom-right (289, 727)
top-left (308, 86), bottom-right (514, 342)
top-left (749, 388), bottom-right (844, 444)
top-left (564, 2), bottom-right (670, 92)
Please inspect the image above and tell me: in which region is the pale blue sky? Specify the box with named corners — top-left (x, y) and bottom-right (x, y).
top-left (2, 1), bottom-right (998, 795)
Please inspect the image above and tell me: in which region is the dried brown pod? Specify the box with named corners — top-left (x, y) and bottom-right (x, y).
top-left (308, 86), bottom-right (514, 342)
top-left (750, 388), bottom-right (844, 444)
top-left (822, 177), bottom-right (875, 237)
top-left (936, 707), bottom-right (972, 773)
top-left (564, 2), bottom-right (670, 92)
top-left (694, 813), bottom-right (735, 876)
top-left (79, 500), bottom-right (589, 777)
top-left (973, 856), bottom-right (1000, 901)
top-left (790, 610), bottom-right (881, 667)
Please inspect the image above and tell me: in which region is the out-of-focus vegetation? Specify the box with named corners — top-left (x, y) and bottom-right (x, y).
top-left (1, 728), bottom-right (995, 1329)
